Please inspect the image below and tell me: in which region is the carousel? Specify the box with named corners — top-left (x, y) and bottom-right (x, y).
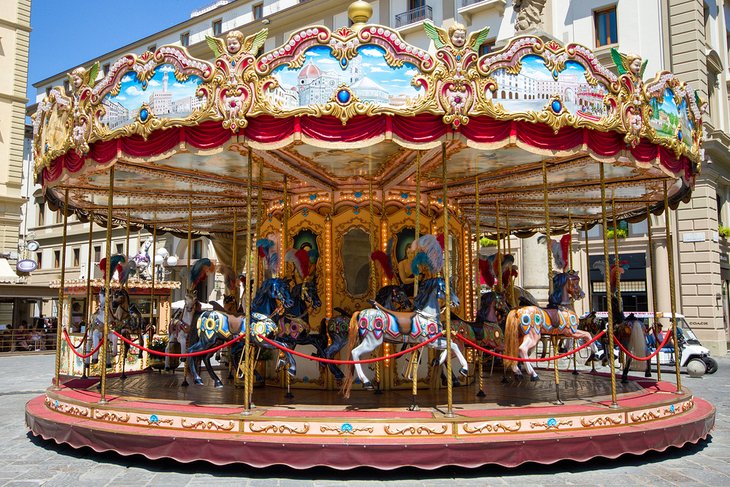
top-left (26, 2), bottom-right (714, 469)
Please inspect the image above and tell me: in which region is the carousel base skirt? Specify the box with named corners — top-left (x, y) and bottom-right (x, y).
top-left (25, 370), bottom-right (715, 470)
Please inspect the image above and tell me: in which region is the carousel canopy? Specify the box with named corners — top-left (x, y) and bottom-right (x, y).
top-left (33, 4), bottom-right (702, 236)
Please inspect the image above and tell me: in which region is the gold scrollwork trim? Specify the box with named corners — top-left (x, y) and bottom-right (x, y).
top-left (181, 419), bottom-right (235, 431)
top-left (248, 422), bottom-right (310, 434)
top-left (384, 424), bottom-right (448, 436)
top-left (319, 425), bottom-right (373, 435)
top-left (462, 421), bottom-right (522, 434)
top-left (94, 411), bottom-right (131, 423)
top-left (530, 419), bottom-right (573, 430)
top-left (629, 410), bottom-right (662, 423)
top-left (580, 415), bottom-right (623, 427)
top-left (136, 416), bottom-right (174, 426)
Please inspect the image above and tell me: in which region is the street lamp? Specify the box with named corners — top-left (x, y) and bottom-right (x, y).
top-left (154, 248), bottom-right (178, 281)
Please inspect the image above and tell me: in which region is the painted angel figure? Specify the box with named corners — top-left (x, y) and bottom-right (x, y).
top-left (206, 28), bottom-right (268, 60)
top-left (423, 21), bottom-right (491, 56)
top-left (610, 48), bottom-right (648, 82)
top-left (67, 62), bottom-right (99, 95)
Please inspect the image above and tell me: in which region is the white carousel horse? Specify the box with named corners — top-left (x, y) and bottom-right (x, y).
top-left (340, 277), bottom-right (468, 398)
top-left (165, 290), bottom-right (199, 370)
top-left (133, 236), bottom-right (153, 280)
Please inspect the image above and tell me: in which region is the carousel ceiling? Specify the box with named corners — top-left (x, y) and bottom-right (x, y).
top-left (34, 13), bottom-right (702, 236)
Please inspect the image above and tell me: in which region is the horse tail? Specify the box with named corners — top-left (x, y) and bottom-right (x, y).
top-left (339, 311), bottom-right (361, 399)
top-left (503, 310), bottom-right (520, 370)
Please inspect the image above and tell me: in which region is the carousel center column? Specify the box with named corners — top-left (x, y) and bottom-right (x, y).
top-left (521, 235), bottom-right (550, 303)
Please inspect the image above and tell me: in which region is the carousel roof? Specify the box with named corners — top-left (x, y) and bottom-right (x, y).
top-left (33, 7), bottom-right (702, 236)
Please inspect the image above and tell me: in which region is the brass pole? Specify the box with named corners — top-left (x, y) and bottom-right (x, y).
top-left (441, 142), bottom-right (454, 417)
top-left (495, 200), bottom-right (501, 293)
top-left (182, 199), bottom-right (192, 384)
top-left (54, 188), bottom-right (70, 388)
top-left (244, 149), bottom-right (254, 411)
top-left (474, 176), bottom-right (480, 318)
top-left (568, 212), bottom-right (577, 373)
top-left (611, 198), bottom-right (622, 309)
top-left (100, 167), bottom-right (115, 403)
top-left (282, 174), bottom-right (291, 396)
top-left (84, 211), bottom-right (94, 346)
top-left (599, 162), bottom-right (618, 407)
top-left (232, 210), bottom-right (238, 308)
top-left (646, 205), bottom-right (661, 381)
top-left (414, 151), bottom-right (421, 297)
top-left (542, 162), bottom-right (559, 397)
top-left (125, 208), bottom-right (131, 262)
top-left (149, 223), bottom-right (157, 335)
top-left (506, 209), bottom-right (515, 308)
top-left (584, 226), bottom-right (592, 308)
top-left (663, 181), bottom-right (682, 391)
top-left (249, 161), bottom-right (264, 399)
top-left (368, 178), bottom-right (381, 390)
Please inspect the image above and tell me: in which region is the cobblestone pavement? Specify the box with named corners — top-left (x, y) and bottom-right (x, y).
top-left (2, 353), bottom-right (729, 486)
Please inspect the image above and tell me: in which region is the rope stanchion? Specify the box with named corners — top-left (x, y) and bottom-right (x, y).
top-left (64, 327), bottom-right (90, 349)
top-left (113, 331), bottom-right (245, 357)
top-left (259, 333), bottom-right (443, 365)
top-left (615, 330), bottom-right (674, 361)
top-left (455, 331), bottom-right (605, 363)
top-left (63, 330), bottom-right (103, 359)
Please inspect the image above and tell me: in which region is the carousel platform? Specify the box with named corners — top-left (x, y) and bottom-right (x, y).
top-left (25, 368), bottom-right (714, 469)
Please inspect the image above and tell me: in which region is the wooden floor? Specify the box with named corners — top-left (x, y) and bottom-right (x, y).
top-left (100, 367), bottom-right (643, 410)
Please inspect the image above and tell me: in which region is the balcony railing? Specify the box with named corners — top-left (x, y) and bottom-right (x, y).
top-left (461, 0), bottom-right (485, 6)
top-left (395, 5), bottom-right (433, 28)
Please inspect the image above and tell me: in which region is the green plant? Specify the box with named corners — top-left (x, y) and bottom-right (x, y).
top-left (719, 225), bottom-right (730, 238)
top-left (479, 236), bottom-right (498, 247)
top-left (148, 335), bottom-right (168, 353)
top-left (606, 228), bottom-right (628, 239)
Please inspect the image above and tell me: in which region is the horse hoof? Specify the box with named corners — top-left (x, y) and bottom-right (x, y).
top-left (287, 368), bottom-right (296, 378)
top-left (194, 379), bottom-right (204, 386)
top-left (181, 380), bottom-right (189, 387)
top-left (530, 375), bottom-right (540, 382)
top-left (621, 378), bottom-right (629, 384)
top-left (214, 381), bottom-right (224, 388)
top-left (362, 382), bottom-right (374, 391)
top-left (459, 368), bottom-right (468, 377)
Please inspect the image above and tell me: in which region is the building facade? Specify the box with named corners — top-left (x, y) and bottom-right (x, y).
top-left (24, 0), bottom-right (730, 353)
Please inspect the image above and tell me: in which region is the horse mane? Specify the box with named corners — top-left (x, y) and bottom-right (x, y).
top-left (548, 273), bottom-right (569, 308)
top-left (413, 277), bottom-right (438, 310)
top-left (251, 278), bottom-right (272, 310)
top-left (476, 292), bottom-right (499, 323)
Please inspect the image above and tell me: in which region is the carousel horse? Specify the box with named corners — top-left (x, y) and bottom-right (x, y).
top-left (187, 277), bottom-right (294, 388)
top-left (278, 276), bottom-right (328, 366)
top-left (452, 291), bottom-right (512, 352)
top-left (340, 277), bottom-right (468, 398)
top-left (321, 284), bottom-right (412, 381)
top-left (90, 289), bottom-right (118, 365)
top-left (503, 272), bottom-right (594, 381)
top-left (109, 288), bottom-right (145, 378)
top-left (165, 289), bottom-right (202, 371)
top-left (133, 236), bottom-right (153, 280)
top-left (606, 298), bottom-right (650, 382)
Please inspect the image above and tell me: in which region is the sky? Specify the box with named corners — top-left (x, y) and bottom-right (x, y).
top-left (27, 0), bottom-right (199, 101)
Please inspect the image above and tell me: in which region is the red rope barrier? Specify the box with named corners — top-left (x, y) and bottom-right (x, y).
top-left (615, 330), bottom-right (674, 361)
top-left (63, 329), bottom-right (103, 359)
top-left (258, 332), bottom-right (444, 365)
top-left (63, 327), bottom-right (89, 349)
top-left (112, 330), bottom-right (246, 357)
top-left (454, 330), bottom-right (606, 363)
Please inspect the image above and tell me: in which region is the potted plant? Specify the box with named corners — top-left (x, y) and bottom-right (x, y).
top-left (147, 335), bottom-right (168, 370)
top-left (719, 225), bottom-right (730, 239)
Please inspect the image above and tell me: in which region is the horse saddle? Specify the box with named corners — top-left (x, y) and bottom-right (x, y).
top-left (370, 301), bottom-right (413, 335)
top-left (545, 308), bottom-right (563, 329)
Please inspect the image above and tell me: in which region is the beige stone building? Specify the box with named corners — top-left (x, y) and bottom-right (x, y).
top-left (23, 0), bottom-right (730, 353)
top-left (0, 0), bottom-right (32, 326)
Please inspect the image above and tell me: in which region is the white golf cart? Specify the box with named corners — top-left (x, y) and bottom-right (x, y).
top-left (593, 311), bottom-right (717, 376)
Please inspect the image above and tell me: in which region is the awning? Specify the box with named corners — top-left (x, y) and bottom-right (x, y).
top-left (0, 259), bottom-right (18, 284)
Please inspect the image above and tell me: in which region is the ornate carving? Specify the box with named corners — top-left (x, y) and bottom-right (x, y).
top-left (580, 415), bottom-right (623, 427)
top-left (181, 419), bottom-right (235, 431)
top-left (384, 424), bottom-right (448, 436)
top-left (136, 415), bottom-right (174, 426)
top-left (319, 424), bottom-right (373, 435)
top-left (95, 411), bottom-right (131, 423)
top-left (630, 410), bottom-right (662, 423)
top-left (462, 421), bottom-right (522, 434)
top-left (530, 418), bottom-right (573, 430)
top-left (249, 422), bottom-right (310, 434)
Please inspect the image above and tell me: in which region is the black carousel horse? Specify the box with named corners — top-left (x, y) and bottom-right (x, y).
top-left (186, 278), bottom-right (294, 388)
top-left (110, 288), bottom-right (145, 379)
top-left (452, 291), bottom-right (512, 351)
top-left (277, 276), bottom-right (328, 369)
top-left (320, 285), bottom-right (411, 381)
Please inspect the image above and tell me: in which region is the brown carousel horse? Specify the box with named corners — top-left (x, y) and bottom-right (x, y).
top-left (109, 288), bottom-right (145, 379)
top-left (503, 271), bottom-right (593, 380)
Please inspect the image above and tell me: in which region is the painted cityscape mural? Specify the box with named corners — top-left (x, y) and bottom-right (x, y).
top-left (267, 45), bottom-right (423, 109)
top-left (649, 88), bottom-right (693, 147)
top-left (486, 55), bottom-right (610, 120)
top-left (100, 64), bottom-right (206, 129)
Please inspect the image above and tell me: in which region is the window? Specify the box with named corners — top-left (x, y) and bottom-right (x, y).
top-left (102, 63), bottom-right (110, 76)
top-left (192, 240), bottom-right (203, 259)
top-left (55, 210), bottom-right (62, 224)
top-left (479, 40), bottom-right (496, 56)
top-left (253, 3), bottom-right (263, 20)
top-left (212, 19), bottom-right (222, 36)
top-left (704, 4), bottom-right (711, 42)
top-left (148, 44), bottom-right (156, 53)
top-left (36, 252), bottom-right (43, 269)
top-left (116, 243), bottom-right (124, 255)
top-left (37, 201), bottom-right (45, 226)
top-left (94, 246), bottom-right (101, 263)
top-left (54, 250), bottom-right (61, 268)
top-left (73, 248), bottom-right (80, 267)
top-left (63, 80), bottom-right (70, 94)
top-left (594, 6), bottom-right (617, 47)
top-left (718, 194), bottom-right (724, 226)
top-left (180, 32), bottom-right (190, 47)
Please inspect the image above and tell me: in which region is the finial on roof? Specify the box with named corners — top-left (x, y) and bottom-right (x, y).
top-left (348, 1), bottom-right (372, 31)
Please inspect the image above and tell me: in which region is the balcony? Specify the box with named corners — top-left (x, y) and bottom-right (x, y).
top-left (458, 0), bottom-right (506, 23)
top-left (395, 5), bottom-right (433, 31)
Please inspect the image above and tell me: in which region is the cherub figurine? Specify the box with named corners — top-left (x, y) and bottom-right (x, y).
top-left (206, 28), bottom-right (269, 59)
top-left (610, 48), bottom-right (648, 80)
top-left (67, 62), bottom-right (99, 94)
top-left (423, 21), bottom-right (490, 54)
